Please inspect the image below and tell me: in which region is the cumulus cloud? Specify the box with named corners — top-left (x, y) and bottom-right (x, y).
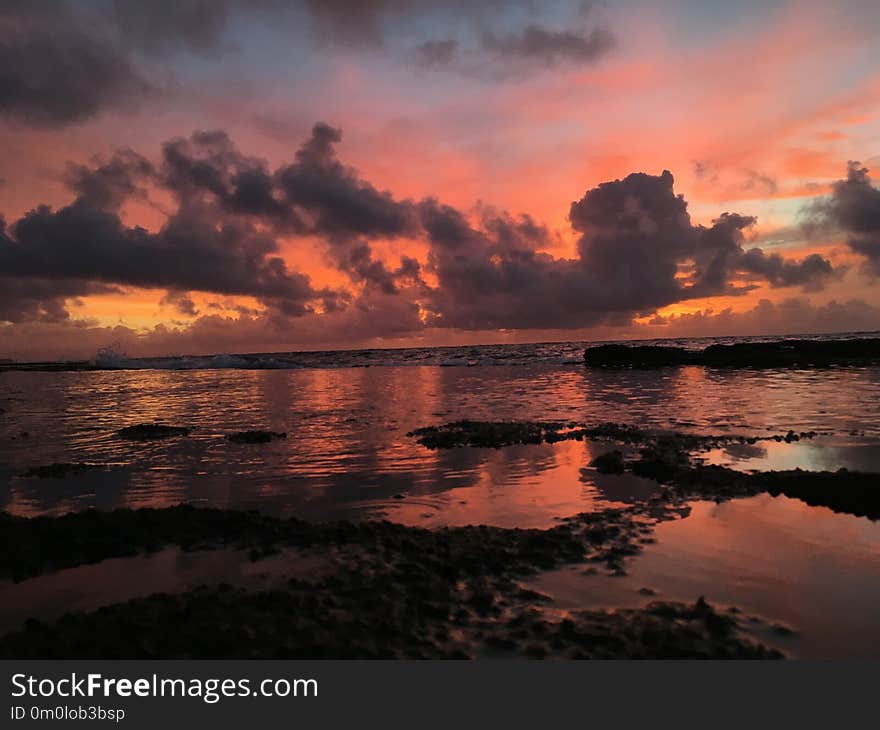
top-left (64, 150), bottom-right (156, 210)
top-left (160, 290), bottom-right (199, 317)
top-left (0, 130), bottom-right (349, 322)
top-left (274, 123), bottom-right (419, 240)
top-left (159, 124), bottom-right (419, 241)
top-left (1, 199), bottom-right (334, 318)
top-left (641, 297), bottom-right (880, 339)
top-left (416, 170), bottom-right (834, 331)
top-left (0, 124), bottom-right (846, 354)
top-left (810, 162), bottom-right (880, 275)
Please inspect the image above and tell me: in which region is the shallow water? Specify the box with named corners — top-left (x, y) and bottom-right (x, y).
top-left (527, 495), bottom-right (880, 659)
top-left (2, 363), bottom-right (880, 519)
top-left (0, 546), bottom-right (334, 636)
top-left (700, 435), bottom-right (880, 473)
top-left (1, 359), bottom-right (879, 658)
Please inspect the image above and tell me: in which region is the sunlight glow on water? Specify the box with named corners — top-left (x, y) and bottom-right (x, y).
top-left (1, 363), bottom-right (879, 658)
top-left (527, 495), bottom-right (880, 659)
top-left (2, 364), bottom-right (880, 519)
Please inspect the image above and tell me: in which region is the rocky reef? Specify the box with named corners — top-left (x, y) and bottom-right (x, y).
top-left (0, 505), bottom-right (777, 659)
top-left (408, 420), bottom-right (879, 520)
top-left (226, 430), bottom-right (287, 444)
top-left (584, 337), bottom-right (880, 368)
top-left (20, 462), bottom-right (98, 479)
top-left (116, 423), bottom-right (192, 440)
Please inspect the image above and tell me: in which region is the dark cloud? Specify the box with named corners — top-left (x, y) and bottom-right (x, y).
top-left (0, 196), bottom-right (335, 322)
top-left (811, 162), bottom-right (880, 275)
top-left (572, 172), bottom-right (833, 302)
top-left (414, 39), bottom-right (459, 67)
top-left (110, 0), bottom-right (236, 56)
top-left (0, 275), bottom-right (117, 325)
top-left (417, 169), bottom-right (836, 330)
top-left (0, 2), bottom-right (152, 127)
top-left (481, 24), bottom-right (615, 66)
top-left (275, 123), bottom-right (419, 240)
top-left (642, 297), bottom-right (880, 340)
top-left (336, 243), bottom-right (422, 295)
top-left (159, 124), bottom-right (419, 241)
top-left (0, 0), bottom-right (619, 134)
top-left (64, 150), bottom-right (156, 210)
top-left (161, 130), bottom-right (294, 224)
top-left (303, 0), bottom-right (389, 47)
top-left (0, 122), bottom-right (423, 325)
top-left (161, 290), bottom-right (199, 317)
top-left (738, 249), bottom-right (834, 290)
top-left (0, 125), bottom-right (842, 339)
top-left (0, 1), bottom-right (288, 128)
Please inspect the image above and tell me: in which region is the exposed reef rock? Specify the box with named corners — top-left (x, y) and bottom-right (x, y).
top-left (701, 338), bottom-right (880, 367)
top-left (409, 420), bottom-right (878, 520)
top-left (226, 430), bottom-right (287, 444)
top-left (0, 588), bottom-right (779, 659)
top-left (116, 423), bottom-right (192, 440)
top-left (589, 450), bottom-right (626, 474)
top-left (408, 419), bottom-right (810, 452)
top-left (668, 465), bottom-right (880, 520)
top-left (409, 420), bottom-right (651, 449)
top-left (0, 504), bottom-right (657, 584)
top-left (583, 344), bottom-right (699, 367)
top-left (0, 504), bottom-right (778, 659)
top-left (584, 337), bottom-right (880, 368)
top-left (20, 462), bottom-right (98, 479)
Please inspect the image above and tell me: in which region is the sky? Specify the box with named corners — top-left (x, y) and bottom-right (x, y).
top-left (1, 0), bottom-right (880, 360)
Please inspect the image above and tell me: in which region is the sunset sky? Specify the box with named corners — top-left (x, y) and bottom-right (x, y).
top-left (2, 0), bottom-right (880, 359)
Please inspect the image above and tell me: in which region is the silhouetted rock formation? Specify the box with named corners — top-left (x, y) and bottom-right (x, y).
top-left (584, 337), bottom-right (880, 368)
top-left (583, 344), bottom-right (698, 367)
top-left (116, 424), bottom-right (191, 440)
top-left (226, 430), bottom-right (287, 444)
top-left (700, 338), bottom-right (880, 367)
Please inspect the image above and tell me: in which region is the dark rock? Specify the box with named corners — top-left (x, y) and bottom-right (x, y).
top-left (589, 450), bottom-right (625, 475)
top-left (584, 337), bottom-right (880, 369)
top-left (701, 338), bottom-right (880, 367)
top-left (226, 430), bottom-right (287, 444)
top-left (584, 344), bottom-right (698, 368)
top-left (117, 424), bottom-right (191, 440)
top-left (21, 462), bottom-right (96, 479)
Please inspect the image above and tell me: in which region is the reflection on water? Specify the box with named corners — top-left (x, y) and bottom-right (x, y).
top-left (0, 546), bottom-right (336, 635)
top-left (2, 364), bottom-right (880, 519)
top-left (701, 436), bottom-right (880, 473)
top-left (527, 495), bottom-right (880, 659)
top-left (1, 364), bottom-right (879, 658)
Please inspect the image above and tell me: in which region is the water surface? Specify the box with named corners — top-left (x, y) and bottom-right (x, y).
top-left (3, 363), bottom-right (879, 519)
